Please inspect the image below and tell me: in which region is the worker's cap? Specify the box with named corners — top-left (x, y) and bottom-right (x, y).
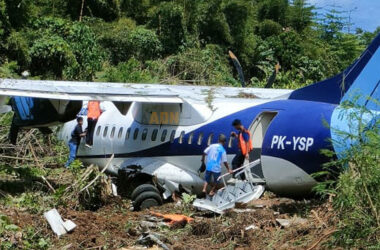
top-left (232, 119), bottom-right (242, 126)
top-left (218, 134), bottom-right (227, 143)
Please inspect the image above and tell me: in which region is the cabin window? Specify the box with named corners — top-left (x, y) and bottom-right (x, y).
top-left (197, 132), bottom-right (203, 145)
top-left (228, 136), bottom-right (235, 148)
top-left (142, 128), bottom-right (148, 141)
top-left (96, 126), bottom-right (101, 136)
top-left (151, 129), bottom-right (158, 141)
top-left (133, 128), bottom-right (139, 140)
top-left (125, 128), bottom-right (131, 140)
top-left (161, 129), bottom-right (167, 142)
top-left (103, 126), bottom-right (108, 138)
top-left (188, 132), bottom-right (194, 144)
top-left (179, 131), bottom-right (185, 144)
top-left (118, 128), bottom-right (123, 139)
top-left (170, 130), bottom-right (176, 143)
top-left (110, 127), bottom-right (116, 138)
top-left (207, 133), bottom-right (214, 145)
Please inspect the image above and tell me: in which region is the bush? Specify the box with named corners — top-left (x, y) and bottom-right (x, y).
top-left (29, 34), bottom-right (75, 78)
top-left (258, 19), bottom-right (282, 38)
top-left (29, 17), bottom-right (103, 80)
top-left (164, 45), bottom-right (237, 85)
top-left (97, 18), bottom-right (136, 64)
top-left (127, 27), bottom-right (162, 61)
top-left (99, 58), bottom-right (158, 83)
top-left (6, 31), bottom-right (31, 70)
top-left (315, 101), bottom-right (380, 248)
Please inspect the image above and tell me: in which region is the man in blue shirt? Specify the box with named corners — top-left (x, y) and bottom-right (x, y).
top-left (65, 117), bottom-right (86, 168)
top-left (201, 134), bottom-right (232, 196)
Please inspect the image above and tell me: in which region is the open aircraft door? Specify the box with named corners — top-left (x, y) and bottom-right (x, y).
top-left (247, 111), bottom-right (278, 179)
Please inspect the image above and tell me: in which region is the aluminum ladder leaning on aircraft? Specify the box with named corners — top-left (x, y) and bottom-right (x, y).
top-left (0, 32), bottom-right (379, 211)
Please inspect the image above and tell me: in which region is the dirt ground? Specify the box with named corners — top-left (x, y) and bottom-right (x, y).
top-left (0, 189), bottom-right (338, 250)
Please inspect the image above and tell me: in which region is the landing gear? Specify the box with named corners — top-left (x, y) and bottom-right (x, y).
top-left (131, 184), bottom-right (163, 210)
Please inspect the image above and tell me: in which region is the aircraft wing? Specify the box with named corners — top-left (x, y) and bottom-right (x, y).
top-left (0, 79), bottom-right (183, 103)
top-left (0, 78), bottom-right (292, 103)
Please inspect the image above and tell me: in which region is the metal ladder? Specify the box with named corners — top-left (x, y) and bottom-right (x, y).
top-left (193, 159), bottom-right (265, 214)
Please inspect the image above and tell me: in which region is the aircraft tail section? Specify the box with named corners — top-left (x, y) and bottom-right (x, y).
top-left (289, 32), bottom-right (380, 108)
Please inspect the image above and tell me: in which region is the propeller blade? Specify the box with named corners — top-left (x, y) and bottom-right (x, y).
top-left (265, 62), bottom-right (280, 88)
top-left (229, 50), bottom-right (245, 87)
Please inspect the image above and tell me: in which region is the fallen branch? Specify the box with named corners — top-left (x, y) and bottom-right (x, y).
top-left (28, 142), bottom-right (56, 193)
top-left (79, 154), bottom-right (114, 194)
top-left (0, 155), bottom-right (34, 161)
top-left (64, 164), bottom-right (94, 192)
top-left (41, 175), bottom-right (56, 193)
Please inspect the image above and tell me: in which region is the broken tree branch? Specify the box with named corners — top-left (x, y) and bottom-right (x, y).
top-left (79, 154), bottom-right (114, 194)
top-left (28, 142), bottom-right (56, 193)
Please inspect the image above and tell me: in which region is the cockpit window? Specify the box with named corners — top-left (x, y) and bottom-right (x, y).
top-left (96, 126), bottom-right (101, 136)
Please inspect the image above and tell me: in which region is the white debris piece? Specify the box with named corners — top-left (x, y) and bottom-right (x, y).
top-left (245, 224), bottom-right (259, 231)
top-left (111, 183), bottom-right (118, 196)
top-left (62, 220), bottom-right (77, 232)
top-left (44, 209), bottom-right (76, 236)
top-left (276, 217), bottom-right (308, 228)
top-left (234, 208), bottom-right (255, 213)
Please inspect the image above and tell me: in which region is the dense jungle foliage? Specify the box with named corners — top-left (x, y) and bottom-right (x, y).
top-left (0, 0), bottom-right (379, 87)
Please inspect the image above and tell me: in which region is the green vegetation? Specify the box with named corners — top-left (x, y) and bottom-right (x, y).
top-left (314, 101), bottom-right (380, 248)
top-left (0, 0), bottom-right (378, 87)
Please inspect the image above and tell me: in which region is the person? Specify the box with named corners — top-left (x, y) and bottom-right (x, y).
top-left (86, 100), bottom-right (102, 148)
top-left (201, 134), bottom-right (232, 196)
top-left (230, 119), bottom-right (253, 178)
top-left (65, 117), bottom-right (86, 168)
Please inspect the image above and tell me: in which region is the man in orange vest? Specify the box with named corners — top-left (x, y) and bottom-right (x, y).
top-left (85, 100), bottom-right (102, 148)
top-left (230, 119), bottom-right (253, 178)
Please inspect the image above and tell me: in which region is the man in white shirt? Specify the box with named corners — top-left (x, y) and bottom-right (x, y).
top-left (201, 134), bottom-right (233, 196)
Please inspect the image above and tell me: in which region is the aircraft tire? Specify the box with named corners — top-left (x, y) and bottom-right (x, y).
top-left (131, 184), bottom-right (160, 201)
top-left (133, 191), bottom-right (163, 211)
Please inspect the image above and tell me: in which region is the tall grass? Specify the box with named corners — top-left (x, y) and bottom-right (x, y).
top-left (315, 100), bottom-right (379, 248)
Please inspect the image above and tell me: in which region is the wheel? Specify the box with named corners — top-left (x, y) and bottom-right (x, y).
top-left (133, 191), bottom-right (163, 211)
top-left (131, 183), bottom-right (160, 201)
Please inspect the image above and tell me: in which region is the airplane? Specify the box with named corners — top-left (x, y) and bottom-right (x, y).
top-left (0, 32), bottom-right (379, 211)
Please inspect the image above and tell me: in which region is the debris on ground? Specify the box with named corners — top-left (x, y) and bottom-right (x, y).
top-left (150, 211), bottom-right (194, 227)
top-left (135, 232), bottom-right (170, 250)
top-left (44, 209), bottom-right (77, 236)
top-left (244, 224), bottom-right (259, 231)
top-left (0, 124), bottom-right (339, 249)
top-left (276, 217), bottom-right (308, 228)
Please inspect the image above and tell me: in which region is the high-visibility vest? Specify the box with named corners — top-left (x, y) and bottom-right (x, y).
top-left (238, 129), bottom-right (253, 155)
top-left (87, 101), bottom-right (101, 119)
